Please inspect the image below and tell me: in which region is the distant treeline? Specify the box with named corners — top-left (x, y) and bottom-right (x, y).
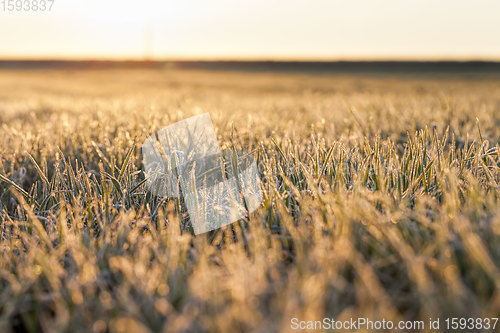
top-left (1, 60), bottom-right (500, 74)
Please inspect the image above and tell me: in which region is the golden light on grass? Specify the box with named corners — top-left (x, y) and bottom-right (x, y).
top-left (0, 69), bottom-right (499, 331)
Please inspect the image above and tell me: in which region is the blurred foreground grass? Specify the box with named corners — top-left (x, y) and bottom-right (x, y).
top-left (0, 69), bottom-right (499, 332)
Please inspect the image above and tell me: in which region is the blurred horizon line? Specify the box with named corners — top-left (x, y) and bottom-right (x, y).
top-left (2, 56), bottom-right (500, 62)
top-left (2, 59), bottom-right (500, 75)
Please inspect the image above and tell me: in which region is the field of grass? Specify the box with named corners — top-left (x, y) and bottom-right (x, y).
top-left (0, 69), bottom-right (499, 332)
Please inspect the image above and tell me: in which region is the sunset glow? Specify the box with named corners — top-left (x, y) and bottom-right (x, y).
top-left (1, 0), bottom-right (499, 60)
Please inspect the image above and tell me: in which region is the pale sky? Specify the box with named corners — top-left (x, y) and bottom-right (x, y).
top-left (1, 0), bottom-right (499, 60)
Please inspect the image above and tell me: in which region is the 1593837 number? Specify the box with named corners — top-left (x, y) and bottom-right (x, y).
top-left (445, 318), bottom-right (498, 330)
top-left (2, 0), bottom-right (54, 11)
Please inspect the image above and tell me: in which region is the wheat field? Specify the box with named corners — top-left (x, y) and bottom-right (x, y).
top-left (0, 69), bottom-right (499, 332)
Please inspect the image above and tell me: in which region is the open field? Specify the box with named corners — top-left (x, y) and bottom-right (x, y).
top-left (0, 69), bottom-right (499, 332)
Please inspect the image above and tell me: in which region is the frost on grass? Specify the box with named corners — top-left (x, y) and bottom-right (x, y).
top-left (0, 70), bottom-right (499, 332)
